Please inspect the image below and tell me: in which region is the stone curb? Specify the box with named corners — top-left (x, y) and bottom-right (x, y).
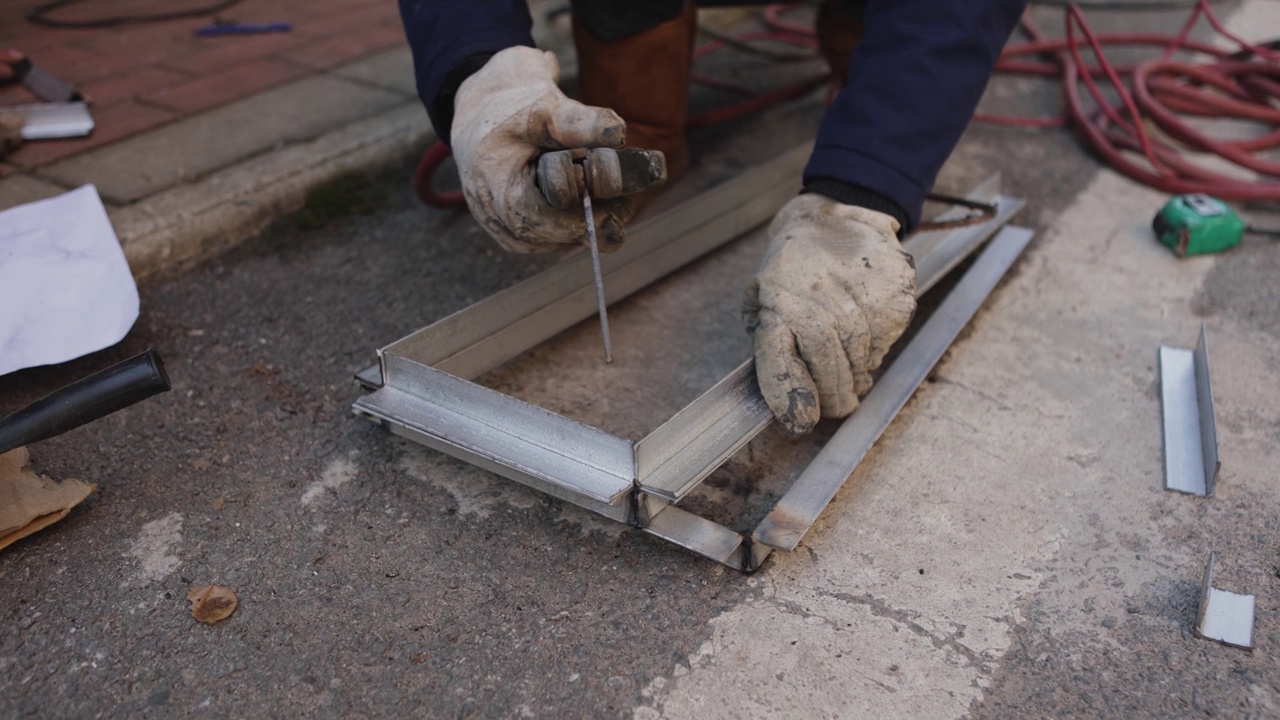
top-left (112, 101), bottom-right (433, 286)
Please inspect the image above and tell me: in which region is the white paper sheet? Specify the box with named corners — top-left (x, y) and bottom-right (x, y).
top-left (0, 185), bottom-right (139, 377)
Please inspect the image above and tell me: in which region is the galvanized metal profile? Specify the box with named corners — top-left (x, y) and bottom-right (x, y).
top-left (634, 193), bottom-right (1026, 503)
top-left (635, 365), bottom-right (772, 503)
top-left (361, 353), bottom-right (635, 507)
top-left (754, 225), bottom-right (1036, 552)
top-left (1159, 324), bottom-right (1219, 497)
top-left (1195, 552), bottom-right (1254, 650)
top-left (359, 396), bottom-right (633, 524)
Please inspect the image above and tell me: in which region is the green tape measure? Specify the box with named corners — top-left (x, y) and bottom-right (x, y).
top-left (1152, 194), bottom-right (1246, 257)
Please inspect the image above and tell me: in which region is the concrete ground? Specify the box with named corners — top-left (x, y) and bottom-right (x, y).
top-left (3, 1), bottom-right (1280, 718)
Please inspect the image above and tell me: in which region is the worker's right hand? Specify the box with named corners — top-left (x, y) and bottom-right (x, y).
top-left (743, 194), bottom-right (917, 435)
top-left (450, 46), bottom-right (635, 254)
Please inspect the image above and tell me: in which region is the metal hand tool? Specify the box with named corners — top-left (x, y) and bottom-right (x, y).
top-left (536, 147), bottom-right (667, 363)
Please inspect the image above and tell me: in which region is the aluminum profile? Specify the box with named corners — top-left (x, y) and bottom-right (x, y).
top-left (354, 148), bottom-right (1030, 570)
top-left (1159, 324), bottom-right (1220, 497)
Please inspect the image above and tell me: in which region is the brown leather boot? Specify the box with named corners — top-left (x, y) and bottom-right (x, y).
top-left (816, 0), bottom-right (867, 87)
top-left (573, 3), bottom-right (697, 183)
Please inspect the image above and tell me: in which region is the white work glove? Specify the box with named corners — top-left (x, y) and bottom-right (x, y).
top-left (451, 46), bottom-right (634, 253)
top-left (743, 194), bottom-right (917, 435)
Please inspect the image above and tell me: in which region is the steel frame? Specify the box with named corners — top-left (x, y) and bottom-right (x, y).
top-left (354, 145), bottom-right (1031, 571)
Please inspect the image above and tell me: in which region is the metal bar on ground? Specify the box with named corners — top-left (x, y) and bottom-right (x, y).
top-left (1159, 323), bottom-right (1219, 497)
top-left (753, 225), bottom-right (1036, 552)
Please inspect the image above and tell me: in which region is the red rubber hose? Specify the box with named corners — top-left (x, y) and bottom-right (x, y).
top-left (980, 0), bottom-right (1280, 201)
top-left (414, 139), bottom-right (465, 207)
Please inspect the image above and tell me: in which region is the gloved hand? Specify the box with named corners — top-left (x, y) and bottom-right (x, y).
top-left (451, 46), bottom-right (635, 254)
top-left (743, 194), bottom-right (917, 435)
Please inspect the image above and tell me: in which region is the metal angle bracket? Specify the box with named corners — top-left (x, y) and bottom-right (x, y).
top-left (1195, 552), bottom-right (1255, 650)
top-left (1159, 324), bottom-right (1220, 497)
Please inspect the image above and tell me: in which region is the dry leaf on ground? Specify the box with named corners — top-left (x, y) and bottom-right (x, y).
top-left (187, 584), bottom-right (238, 623)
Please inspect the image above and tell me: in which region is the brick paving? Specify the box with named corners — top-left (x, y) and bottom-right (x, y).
top-left (0, 0), bottom-right (408, 167)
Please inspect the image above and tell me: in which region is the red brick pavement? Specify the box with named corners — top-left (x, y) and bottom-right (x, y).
top-left (1, 0), bottom-right (408, 168)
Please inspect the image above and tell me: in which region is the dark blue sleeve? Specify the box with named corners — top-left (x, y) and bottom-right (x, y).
top-left (804, 0), bottom-right (1028, 232)
top-left (398, 0), bottom-right (536, 145)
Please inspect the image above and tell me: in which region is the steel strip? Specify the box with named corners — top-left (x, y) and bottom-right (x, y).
top-left (753, 225), bottom-right (1035, 552)
top-left (900, 174), bottom-right (1001, 280)
top-left (641, 503), bottom-right (762, 569)
top-left (635, 195), bottom-right (1025, 502)
top-left (910, 196), bottom-right (1025, 296)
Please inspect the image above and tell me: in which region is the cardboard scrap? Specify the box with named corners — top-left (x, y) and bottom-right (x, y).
top-left (0, 447), bottom-right (95, 551)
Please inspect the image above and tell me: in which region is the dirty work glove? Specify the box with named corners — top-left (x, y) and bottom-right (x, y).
top-left (743, 194), bottom-right (917, 435)
top-left (451, 46), bottom-right (634, 254)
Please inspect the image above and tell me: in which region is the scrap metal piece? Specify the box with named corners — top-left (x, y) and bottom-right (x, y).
top-left (1159, 324), bottom-right (1219, 496)
top-left (753, 225), bottom-right (1035, 552)
top-left (1196, 552), bottom-right (1254, 650)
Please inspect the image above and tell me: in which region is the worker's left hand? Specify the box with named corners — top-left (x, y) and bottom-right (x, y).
top-left (743, 194), bottom-right (916, 435)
